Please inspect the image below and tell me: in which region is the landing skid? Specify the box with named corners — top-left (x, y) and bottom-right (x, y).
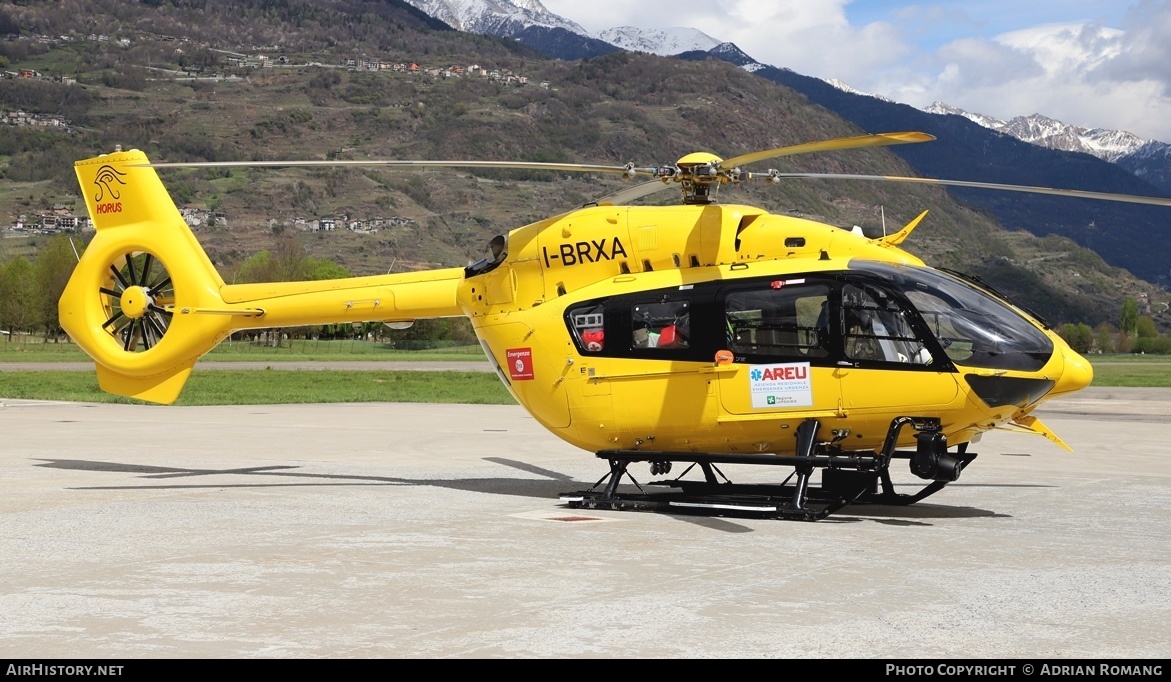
top-left (560, 418), bottom-right (978, 521)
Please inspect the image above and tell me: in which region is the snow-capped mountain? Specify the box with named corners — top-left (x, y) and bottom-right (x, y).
top-left (825, 78), bottom-right (893, 103)
top-left (923, 103), bottom-right (1145, 163)
top-left (923, 102), bottom-right (1006, 131)
top-left (402, 1), bottom-right (730, 62)
top-left (402, 0), bottom-right (585, 36)
top-left (595, 26), bottom-right (720, 56)
top-left (1001, 114), bottom-right (1145, 162)
top-left (402, 0), bottom-right (618, 60)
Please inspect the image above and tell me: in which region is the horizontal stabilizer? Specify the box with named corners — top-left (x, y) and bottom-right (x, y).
top-left (1009, 414), bottom-right (1072, 452)
top-left (95, 362), bottom-right (195, 404)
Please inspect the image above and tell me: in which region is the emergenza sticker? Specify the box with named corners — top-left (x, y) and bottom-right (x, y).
top-left (506, 347), bottom-right (534, 380)
top-left (749, 363), bottom-right (812, 408)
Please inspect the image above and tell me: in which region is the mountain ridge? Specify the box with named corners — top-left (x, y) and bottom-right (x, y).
top-left (921, 102), bottom-right (1146, 162)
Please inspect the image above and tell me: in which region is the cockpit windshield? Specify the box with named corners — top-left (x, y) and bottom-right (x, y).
top-left (851, 262), bottom-right (1054, 372)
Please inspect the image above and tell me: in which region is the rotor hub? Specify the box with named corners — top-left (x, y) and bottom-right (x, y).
top-left (119, 286), bottom-right (151, 319)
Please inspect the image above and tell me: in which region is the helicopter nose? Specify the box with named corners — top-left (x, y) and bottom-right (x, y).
top-left (1050, 344), bottom-right (1094, 396)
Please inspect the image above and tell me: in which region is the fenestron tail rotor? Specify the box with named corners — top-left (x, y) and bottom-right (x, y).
top-left (99, 251), bottom-right (174, 353)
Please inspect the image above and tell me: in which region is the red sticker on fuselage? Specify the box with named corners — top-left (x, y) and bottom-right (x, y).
top-left (506, 347), bottom-right (534, 380)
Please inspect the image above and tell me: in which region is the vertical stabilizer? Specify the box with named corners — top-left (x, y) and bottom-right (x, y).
top-left (61, 150), bottom-right (236, 402)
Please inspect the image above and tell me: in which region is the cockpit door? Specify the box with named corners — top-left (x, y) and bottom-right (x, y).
top-left (836, 281), bottom-right (959, 413)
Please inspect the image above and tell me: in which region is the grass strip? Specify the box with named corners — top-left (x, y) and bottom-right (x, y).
top-left (1087, 361), bottom-right (1171, 387)
top-left (0, 370), bottom-right (516, 406)
top-left (0, 340), bottom-right (486, 363)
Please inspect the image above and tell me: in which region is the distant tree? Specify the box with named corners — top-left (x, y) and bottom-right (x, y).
top-left (1, 257), bottom-right (37, 334)
top-left (32, 235), bottom-right (77, 338)
top-left (383, 318), bottom-right (476, 346)
top-left (1133, 337), bottom-right (1171, 354)
top-left (1121, 298), bottom-right (1139, 335)
top-left (1136, 316), bottom-right (1158, 339)
top-left (272, 236), bottom-right (310, 281)
top-left (233, 250), bottom-right (274, 284)
top-left (304, 257), bottom-right (349, 281)
top-left (0, 7), bottom-right (18, 36)
top-left (1058, 322), bottom-right (1093, 354)
top-left (1093, 323), bottom-right (1115, 354)
top-left (232, 242), bottom-right (351, 339)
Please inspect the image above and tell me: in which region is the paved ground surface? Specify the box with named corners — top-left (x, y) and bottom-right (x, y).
top-left (1, 387), bottom-right (1169, 659)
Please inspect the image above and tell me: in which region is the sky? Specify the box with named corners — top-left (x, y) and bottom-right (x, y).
top-left (538, 0), bottom-right (1171, 142)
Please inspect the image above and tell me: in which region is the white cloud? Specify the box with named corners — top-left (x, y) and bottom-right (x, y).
top-left (872, 14), bottom-right (1171, 140)
top-left (542, 0), bottom-right (910, 81)
top-left (539, 0), bottom-right (1171, 141)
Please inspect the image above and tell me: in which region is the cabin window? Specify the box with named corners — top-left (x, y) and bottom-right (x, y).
top-left (725, 283), bottom-right (829, 359)
top-left (841, 283), bottom-right (931, 364)
top-left (568, 304), bottom-right (606, 352)
top-left (632, 301), bottom-right (689, 349)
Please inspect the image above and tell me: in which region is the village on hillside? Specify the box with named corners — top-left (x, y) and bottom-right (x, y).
top-left (3, 31), bottom-right (551, 89)
top-left (2, 205), bottom-right (418, 238)
top-left (1, 31), bottom-right (552, 238)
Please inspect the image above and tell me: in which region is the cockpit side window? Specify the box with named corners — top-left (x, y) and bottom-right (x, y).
top-left (632, 301), bottom-right (690, 349)
top-left (568, 304), bottom-right (606, 353)
top-left (841, 284), bottom-right (932, 365)
top-left (725, 283), bottom-right (829, 359)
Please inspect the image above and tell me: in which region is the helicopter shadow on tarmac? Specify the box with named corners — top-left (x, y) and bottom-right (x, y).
top-left (32, 455), bottom-right (1028, 529)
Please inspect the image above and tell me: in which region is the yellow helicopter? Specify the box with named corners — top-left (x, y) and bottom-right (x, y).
top-left (58, 132), bottom-right (1171, 520)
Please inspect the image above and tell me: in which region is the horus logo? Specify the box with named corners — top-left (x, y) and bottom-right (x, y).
top-left (93, 165), bottom-right (127, 202)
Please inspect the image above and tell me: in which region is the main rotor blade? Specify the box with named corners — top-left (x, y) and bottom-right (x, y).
top-left (593, 179), bottom-right (673, 206)
top-left (721, 131), bottom-right (935, 170)
top-left (772, 173), bottom-right (1171, 207)
top-left (138, 159), bottom-right (637, 174)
